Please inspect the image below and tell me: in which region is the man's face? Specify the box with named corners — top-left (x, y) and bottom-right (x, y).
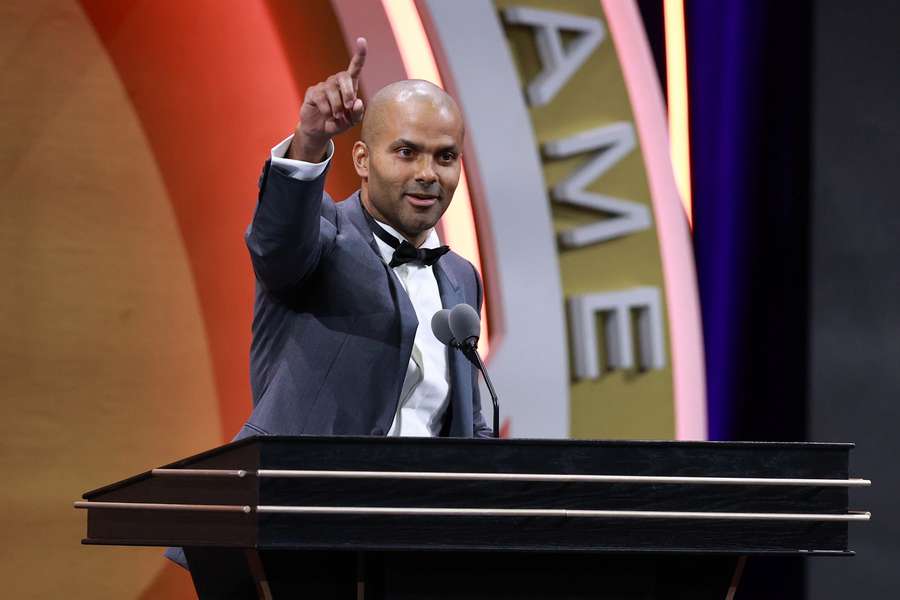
top-left (357, 97), bottom-right (463, 242)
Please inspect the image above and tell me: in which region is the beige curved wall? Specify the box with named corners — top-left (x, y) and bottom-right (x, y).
top-left (0, 1), bottom-right (220, 597)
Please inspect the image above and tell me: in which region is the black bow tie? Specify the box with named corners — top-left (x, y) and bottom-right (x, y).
top-left (363, 206), bottom-right (450, 268)
top-left (388, 240), bottom-right (450, 268)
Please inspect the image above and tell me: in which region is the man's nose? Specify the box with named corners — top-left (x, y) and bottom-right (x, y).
top-left (414, 156), bottom-right (437, 185)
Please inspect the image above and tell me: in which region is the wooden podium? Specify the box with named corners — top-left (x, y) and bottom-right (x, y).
top-left (76, 436), bottom-right (869, 599)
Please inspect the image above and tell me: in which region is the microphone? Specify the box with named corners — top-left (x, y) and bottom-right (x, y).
top-left (430, 309), bottom-right (457, 347)
top-left (431, 304), bottom-right (500, 438)
top-left (448, 304), bottom-right (481, 347)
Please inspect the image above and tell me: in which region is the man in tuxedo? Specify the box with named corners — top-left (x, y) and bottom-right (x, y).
top-left (167, 35), bottom-right (491, 570)
top-left (240, 36), bottom-right (491, 440)
top-left (165, 35), bottom-right (490, 571)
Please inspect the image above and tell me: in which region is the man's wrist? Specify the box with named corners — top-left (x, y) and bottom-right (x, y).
top-left (271, 135), bottom-right (333, 181)
top-left (289, 128), bottom-right (331, 163)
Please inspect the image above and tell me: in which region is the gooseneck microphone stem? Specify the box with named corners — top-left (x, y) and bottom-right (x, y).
top-left (462, 343), bottom-right (500, 439)
top-left (437, 304), bottom-right (501, 439)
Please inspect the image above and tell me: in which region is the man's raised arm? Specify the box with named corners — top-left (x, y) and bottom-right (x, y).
top-left (289, 37), bottom-right (367, 162)
top-left (245, 38), bottom-right (367, 292)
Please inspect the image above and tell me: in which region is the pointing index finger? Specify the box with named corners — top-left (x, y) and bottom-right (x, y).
top-left (347, 37), bottom-right (367, 82)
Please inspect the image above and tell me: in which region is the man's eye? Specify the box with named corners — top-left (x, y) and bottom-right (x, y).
top-left (398, 148), bottom-right (413, 157)
top-left (440, 152), bottom-right (456, 162)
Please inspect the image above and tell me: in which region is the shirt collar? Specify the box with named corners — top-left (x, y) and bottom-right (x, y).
top-left (371, 218), bottom-right (441, 267)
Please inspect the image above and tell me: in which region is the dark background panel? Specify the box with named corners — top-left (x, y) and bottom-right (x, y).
top-left (807, 1), bottom-right (900, 598)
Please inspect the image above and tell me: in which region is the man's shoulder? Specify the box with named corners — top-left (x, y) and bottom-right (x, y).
top-left (441, 250), bottom-right (481, 291)
top-left (442, 249), bottom-right (475, 270)
top-left (332, 190), bottom-right (362, 216)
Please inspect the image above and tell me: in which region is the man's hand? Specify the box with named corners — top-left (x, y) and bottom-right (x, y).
top-left (289, 37), bottom-right (367, 162)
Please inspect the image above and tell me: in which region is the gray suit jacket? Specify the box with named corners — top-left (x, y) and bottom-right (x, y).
top-left (240, 159), bottom-right (492, 439)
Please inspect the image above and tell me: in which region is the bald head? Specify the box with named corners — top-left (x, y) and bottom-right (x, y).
top-left (351, 79), bottom-right (465, 247)
top-left (361, 79), bottom-right (463, 145)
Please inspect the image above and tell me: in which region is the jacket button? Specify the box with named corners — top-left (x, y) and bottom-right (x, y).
top-left (371, 428), bottom-right (384, 436)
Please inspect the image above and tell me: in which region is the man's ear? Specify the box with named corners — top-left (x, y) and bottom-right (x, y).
top-left (352, 141), bottom-right (369, 178)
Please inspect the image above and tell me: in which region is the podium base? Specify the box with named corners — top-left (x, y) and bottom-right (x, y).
top-left (185, 548), bottom-right (743, 599)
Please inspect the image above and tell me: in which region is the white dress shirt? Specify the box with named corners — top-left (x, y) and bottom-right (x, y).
top-left (270, 135), bottom-right (451, 436)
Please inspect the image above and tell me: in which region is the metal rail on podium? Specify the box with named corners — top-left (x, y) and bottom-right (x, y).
top-left (75, 436), bottom-right (870, 599)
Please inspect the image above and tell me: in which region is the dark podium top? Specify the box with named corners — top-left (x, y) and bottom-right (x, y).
top-left (78, 435), bottom-right (868, 557)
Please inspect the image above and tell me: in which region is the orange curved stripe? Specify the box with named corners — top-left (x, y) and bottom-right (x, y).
top-left (78, 0), bottom-right (361, 438)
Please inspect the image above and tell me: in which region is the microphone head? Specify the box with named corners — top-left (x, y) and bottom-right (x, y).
top-left (430, 309), bottom-right (455, 346)
top-left (449, 303), bottom-right (481, 346)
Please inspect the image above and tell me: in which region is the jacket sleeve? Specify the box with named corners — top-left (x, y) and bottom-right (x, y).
top-left (470, 263), bottom-right (495, 439)
top-left (244, 160), bottom-right (338, 292)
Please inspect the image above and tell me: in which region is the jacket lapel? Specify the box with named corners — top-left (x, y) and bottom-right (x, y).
top-left (345, 193), bottom-right (418, 424)
top-left (434, 261), bottom-right (472, 437)
top-left (343, 191), bottom-right (383, 258)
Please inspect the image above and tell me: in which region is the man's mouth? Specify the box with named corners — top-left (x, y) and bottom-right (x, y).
top-left (404, 193), bottom-right (439, 207)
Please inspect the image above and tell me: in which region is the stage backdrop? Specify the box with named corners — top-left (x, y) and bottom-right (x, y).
top-left (0, 1), bottom-right (701, 598)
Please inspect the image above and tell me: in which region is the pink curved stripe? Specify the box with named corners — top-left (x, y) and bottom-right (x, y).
top-left (602, 0), bottom-right (707, 440)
